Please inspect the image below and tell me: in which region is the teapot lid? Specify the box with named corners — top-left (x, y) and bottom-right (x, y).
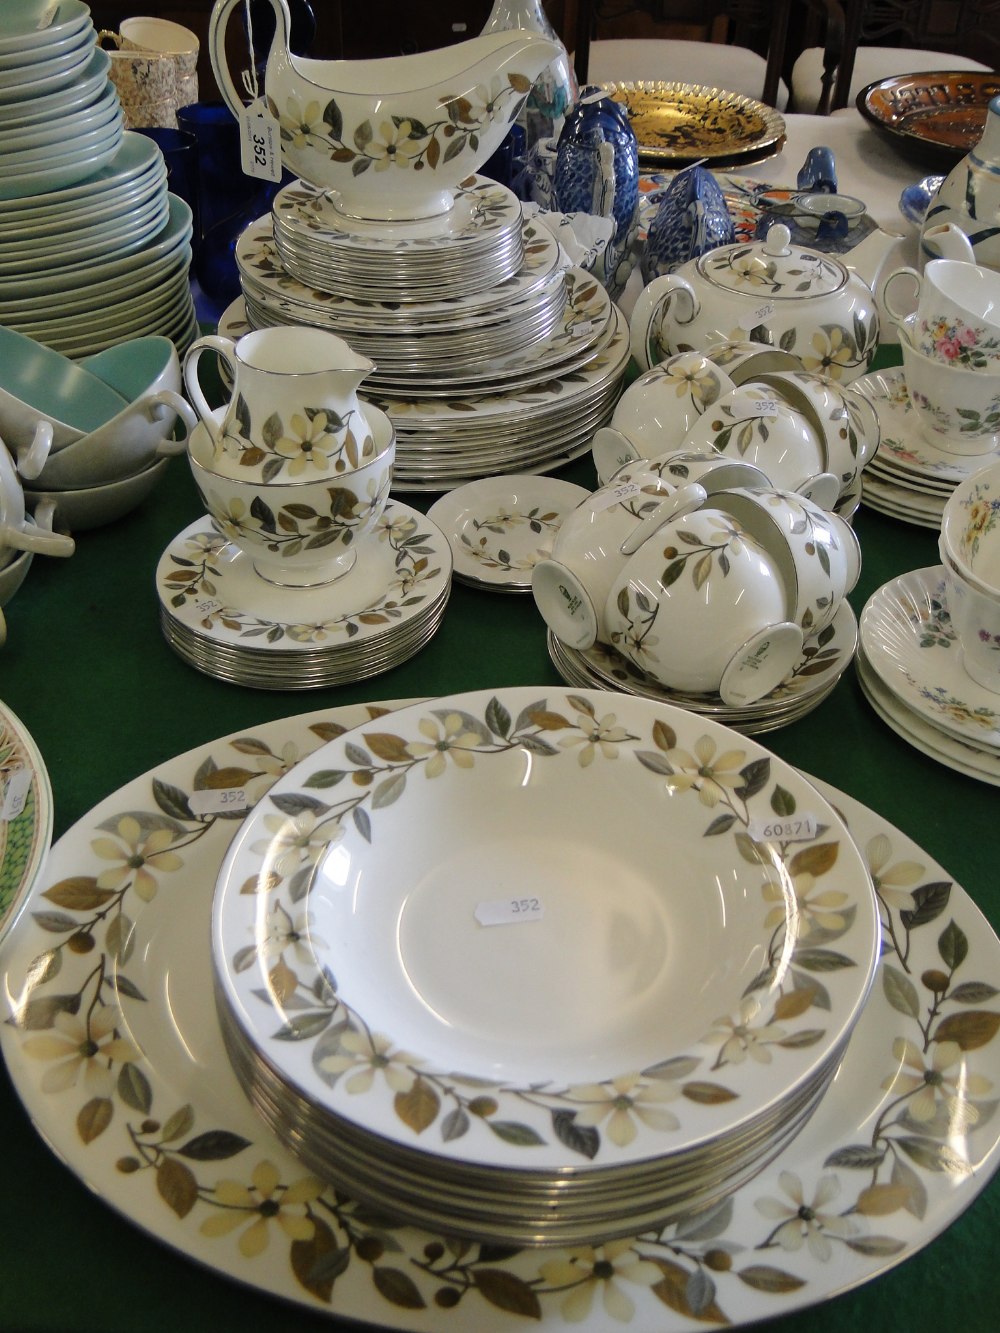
top-left (695, 223), bottom-right (848, 299)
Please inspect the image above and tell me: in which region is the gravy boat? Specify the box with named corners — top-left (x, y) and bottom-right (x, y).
top-left (209, 0), bottom-right (561, 221)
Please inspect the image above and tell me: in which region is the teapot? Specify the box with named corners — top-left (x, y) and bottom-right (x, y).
top-left (629, 222), bottom-right (898, 383)
top-left (208, 0), bottom-right (561, 222)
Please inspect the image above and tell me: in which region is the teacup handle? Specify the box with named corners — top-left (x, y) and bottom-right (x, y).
top-left (619, 482), bottom-right (708, 556)
top-left (138, 390), bottom-right (200, 453)
top-left (592, 426), bottom-right (642, 486)
top-left (12, 420), bottom-right (54, 483)
top-left (880, 266), bottom-right (922, 323)
top-left (183, 335), bottom-right (237, 444)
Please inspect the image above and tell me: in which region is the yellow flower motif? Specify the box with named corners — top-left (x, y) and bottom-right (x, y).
top-left (274, 412), bottom-right (338, 475)
top-left (22, 1005), bottom-right (139, 1096)
top-left (262, 903), bottom-right (323, 967)
top-left (241, 741), bottom-right (303, 805)
top-left (208, 496), bottom-right (251, 544)
top-left (661, 735), bottom-right (747, 807)
top-left (316, 1029), bottom-right (418, 1094)
top-left (559, 711), bottom-right (631, 767)
top-left (200, 1159), bottom-right (322, 1257)
top-left (865, 833), bottom-right (923, 911)
top-left (538, 1239), bottom-right (661, 1323)
top-left (569, 1073), bottom-right (679, 1147)
top-left (378, 513), bottom-right (418, 544)
top-left (703, 996), bottom-right (786, 1065)
top-left (405, 713), bottom-right (481, 778)
top-left (91, 815), bottom-right (183, 902)
top-left (754, 1171), bottom-right (857, 1260)
top-left (253, 809), bottom-right (341, 879)
top-left (280, 97), bottom-right (326, 149)
top-left (802, 327), bottom-right (854, 378)
top-left (660, 357), bottom-right (720, 407)
top-left (881, 1037), bottom-right (992, 1124)
top-left (368, 119), bottom-right (424, 171)
top-left (762, 871), bottom-right (849, 935)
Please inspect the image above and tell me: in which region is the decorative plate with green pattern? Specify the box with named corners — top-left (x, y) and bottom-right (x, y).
top-left (0, 699), bottom-right (51, 944)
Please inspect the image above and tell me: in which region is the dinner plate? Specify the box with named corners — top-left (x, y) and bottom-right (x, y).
top-left (214, 687), bottom-right (880, 1173)
top-left (0, 699), bottom-right (52, 946)
top-left (600, 81), bottom-right (786, 165)
top-left (857, 70), bottom-right (1000, 160)
top-left (2, 700), bottom-right (999, 1330)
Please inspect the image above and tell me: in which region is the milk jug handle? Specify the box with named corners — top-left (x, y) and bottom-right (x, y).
top-left (183, 335), bottom-right (238, 443)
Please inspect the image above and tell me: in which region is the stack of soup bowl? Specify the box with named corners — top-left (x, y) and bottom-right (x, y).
top-left (859, 258), bottom-right (1000, 524)
top-left (0, 3), bottom-right (197, 358)
top-left (163, 326), bottom-right (451, 688)
top-left (0, 328), bottom-right (196, 534)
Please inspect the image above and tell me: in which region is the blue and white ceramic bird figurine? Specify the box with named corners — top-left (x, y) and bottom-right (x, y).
top-left (796, 145), bottom-right (837, 194)
top-left (641, 164), bottom-right (735, 282)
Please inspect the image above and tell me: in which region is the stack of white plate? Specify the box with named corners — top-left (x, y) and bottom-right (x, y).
top-left (0, 3), bottom-right (123, 202)
top-left (155, 502), bottom-right (452, 689)
top-left (855, 367), bottom-right (1000, 528)
top-left (858, 565), bottom-right (1000, 785)
top-left (271, 176), bottom-right (526, 302)
top-left (210, 687), bottom-right (881, 1245)
top-left (548, 599), bottom-right (859, 736)
top-left (0, 133), bottom-right (197, 358)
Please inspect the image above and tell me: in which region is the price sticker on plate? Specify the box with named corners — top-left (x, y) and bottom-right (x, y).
top-left (748, 813), bottom-right (819, 843)
top-left (475, 897), bottom-right (544, 927)
top-left (239, 100), bottom-right (282, 183)
top-left (1, 768), bottom-right (32, 822)
top-left (189, 787), bottom-right (252, 817)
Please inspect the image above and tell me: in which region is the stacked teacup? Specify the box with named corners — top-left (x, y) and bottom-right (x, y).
top-left (884, 257), bottom-right (1000, 456)
top-left (939, 459), bottom-right (1000, 693)
top-left (0, 437), bottom-right (75, 645)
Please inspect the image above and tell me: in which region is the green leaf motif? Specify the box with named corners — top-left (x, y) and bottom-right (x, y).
top-left (770, 785), bottom-right (796, 817)
top-left (882, 964), bottom-right (921, 1019)
top-left (737, 1265), bottom-right (806, 1294)
top-left (486, 696), bottom-right (512, 738)
top-left (488, 1120), bottom-right (546, 1147)
top-left (899, 881), bottom-right (952, 930)
top-left (372, 1266), bottom-right (426, 1310)
top-left (178, 1129), bottom-right (252, 1161)
top-left (152, 779), bottom-right (195, 822)
top-left (472, 1268), bottom-right (543, 1319)
top-left (372, 772), bottom-right (406, 810)
top-left (291, 1215), bottom-right (349, 1304)
top-left (896, 1135), bottom-right (972, 1175)
top-left (551, 1109), bottom-right (599, 1160)
top-left (824, 1143), bottom-right (886, 1169)
top-left (938, 918), bottom-right (969, 971)
top-left (117, 1062), bottom-right (153, 1114)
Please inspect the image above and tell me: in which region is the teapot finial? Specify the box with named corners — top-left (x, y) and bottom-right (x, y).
top-left (762, 223), bottom-right (792, 257)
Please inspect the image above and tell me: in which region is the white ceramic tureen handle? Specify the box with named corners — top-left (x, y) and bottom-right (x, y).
top-left (208, 0), bottom-right (292, 118)
top-left (628, 274), bottom-right (699, 372)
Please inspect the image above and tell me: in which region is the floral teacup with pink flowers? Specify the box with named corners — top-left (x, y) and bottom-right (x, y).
top-left (883, 257), bottom-right (1000, 371)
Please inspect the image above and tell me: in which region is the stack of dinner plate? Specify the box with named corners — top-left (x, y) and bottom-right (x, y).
top-left (855, 367), bottom-right (999, 528)
top-left (0, 0), bottom-right (195, 356)
top-left (209, 687), bottom-right (881, 1246)
top-left (225, 175), bottom-right (630, 490)
top-left (154, 502), bottom-right (452, 689)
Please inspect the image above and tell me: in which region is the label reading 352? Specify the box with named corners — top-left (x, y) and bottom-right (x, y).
top-left (475, 896), bottom-right (545, 927)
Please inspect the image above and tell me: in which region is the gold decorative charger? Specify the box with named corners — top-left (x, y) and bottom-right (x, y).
top-left (600, 80), bottom-right (786, 166)
top-left (857, 70), bottom-right (1000, 159)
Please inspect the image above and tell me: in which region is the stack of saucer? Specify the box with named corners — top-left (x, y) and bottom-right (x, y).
top-left (0, 134), bottom-right (197, 358)
top-left (155, 505), bottom-right (452, 689)
top-left (211, 688), bottom-right (880, 1246)
top-left (855, 367), bottom-right (999, 528)
top-left (548, 600), bottom-right (858, 735)
top-left (270, 175), bottom-right (526, 302)
top-left (857, 566), bottom-right (1000, 784)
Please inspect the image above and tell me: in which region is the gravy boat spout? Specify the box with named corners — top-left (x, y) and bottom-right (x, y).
top-left (209, 0), bottom-right (561, 221)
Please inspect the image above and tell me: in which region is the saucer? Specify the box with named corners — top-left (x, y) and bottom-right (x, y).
top-left (859, 566), bottom-right (1000, 751)
top-left (427, 475), bottom-right (590, 592)
top-left (856, 646), bottom-right (1000, 785)
top-left (156, 504), bottom-right (452, 671)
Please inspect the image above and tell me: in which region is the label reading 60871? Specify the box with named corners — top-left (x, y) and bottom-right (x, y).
top-left (748, 813), bottom-right (819, 843)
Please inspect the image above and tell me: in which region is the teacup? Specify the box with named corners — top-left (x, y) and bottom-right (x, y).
top-left (184, 327), bottom-right (378, 482)
top-left (710, 486), bottom-right (861, 638)
top-left (605, 448), bottom-right (772, 496)
top-left (603, 506), bottom-right (803, 704)
top-left (0, 441), bottom-right (75, 564)
top-left (596, 350), bottom-right (737, 479)
top-left (940, 559), bottom-right (1000, 694)
top-left (939, 457), bottom-right (1000, 593)
top-left (753, 370), bottom-right (880, 495)
top-left (898, 316), bottom-right (1000, 455)
top-left (679, 382), bottom-right (840, 508)
top-left (188, 407), bottom-right (395, 588)
top-left (699, 340), bottom-right (804, 386)
top-left (530, 477), bottom-right (706, 649)
top-left (884, 258), bottom-right (1000, 369)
